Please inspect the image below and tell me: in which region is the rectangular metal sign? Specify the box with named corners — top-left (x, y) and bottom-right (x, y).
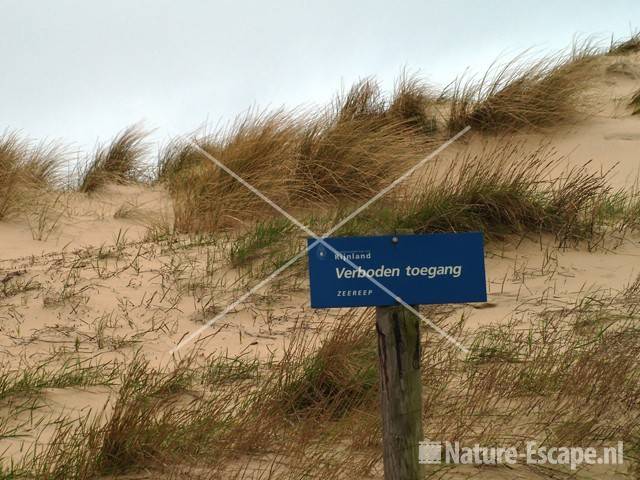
top-left (307, 232), bottom-right (487, 308)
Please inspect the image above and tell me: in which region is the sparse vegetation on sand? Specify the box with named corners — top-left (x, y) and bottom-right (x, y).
top-left (1, 31), bottom-right (640, 480)
top-left (4, 282), bottom-right (640, 478)
top-left (0, 357), bottom-right (118, 402)
top-left (79, 125), bottom-right (149, 193)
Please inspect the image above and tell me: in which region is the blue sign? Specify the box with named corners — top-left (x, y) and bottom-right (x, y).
top-left (307, 232), bottom-right (487, 308)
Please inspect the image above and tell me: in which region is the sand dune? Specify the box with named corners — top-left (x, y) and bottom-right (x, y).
top-left (1, 48), bottom-right (639, 479)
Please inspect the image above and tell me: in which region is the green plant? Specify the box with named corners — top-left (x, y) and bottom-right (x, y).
top-left (0, 357), bottom-right (118, 402)
top-left (229, 218), bottom-right (295, 267)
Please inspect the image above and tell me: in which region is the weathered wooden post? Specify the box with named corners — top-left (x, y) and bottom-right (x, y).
top-left (376, 305), bottom-right (423, 480)
top-left (307, 232), bottom-right (486, 479)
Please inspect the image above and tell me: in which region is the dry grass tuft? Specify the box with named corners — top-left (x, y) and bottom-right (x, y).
top-left (631, 88), bottom-right (640, 115)
top-left (25, 354), bottom-right (229, 478)
top-left (609, 32), bottom-right (640, 55)
top-left (159, 109), bottom-right (303, 232)
top-left (79, 125), bottom-right (149, 193)
top-left (388, 73), bottom-right (439, 134)
top-left (445, 47), bottom-right (598, 135)
top-left (0, 131), bottom-right (63, 220)
top-left (268, 311), bottom-right (378, 419)
top-left (329, 139), bottom-right (632, 249)
top-left (159, 79), bottom-right (433, 234)
top-left (295, 79), bottom-right (431, 203)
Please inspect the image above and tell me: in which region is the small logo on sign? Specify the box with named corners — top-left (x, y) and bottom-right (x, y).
top-left (419, 440), bottom-right (442, 464)
top-left (334, 250), bottom-right (372, 261)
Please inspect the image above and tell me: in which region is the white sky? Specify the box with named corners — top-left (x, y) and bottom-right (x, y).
top-left (1, 0), bottom-right (638, 155)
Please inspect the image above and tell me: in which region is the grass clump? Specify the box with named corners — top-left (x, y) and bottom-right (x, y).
top-left (10, 293), bottom-right (640, 478)
top-left (272, 312), bottom-right (378, 418)
top-left (445, 47), bottom-right (597, 135)
top-left (398, 142), bottom-right (559, 236)
top-left (226, 139), bottom-right (637, 275)
top-left (331, 140), bottom-right (625, 248)
top-left (631, 88), bottom-right (640, 115)
top-left (295, 79), bottom-right (432, 204)
top-left (87, 358), bottom-right (194, 474)
top-left (609, 32), bottom-right (640, 55)
top-left (159, 109), bottom-right (304, 232)
top-left (25, 355), bottom-right (234, 478)
top-left (388, 73), bottom-right (439, 134)
top-left (228, 217), bottom-right (296, 267)
top-left (0, 132), bottom-right (62, 220)
top-left (15, 344), bottom-right (319, 479)
top-left (79, 125), bottom-right (149, 193)
top-left (158, 77), bottom-right (434, 234)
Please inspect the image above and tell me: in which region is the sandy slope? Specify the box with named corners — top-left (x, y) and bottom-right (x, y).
top-left (1, 52), bottom-right (639, 478)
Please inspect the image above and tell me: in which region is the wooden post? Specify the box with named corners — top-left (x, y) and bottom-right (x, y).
top-left (376, 305), bottom-right (423, 480)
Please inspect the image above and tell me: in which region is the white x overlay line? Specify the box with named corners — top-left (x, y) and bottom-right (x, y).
top-left (170, 126), bottom-right (471, 355)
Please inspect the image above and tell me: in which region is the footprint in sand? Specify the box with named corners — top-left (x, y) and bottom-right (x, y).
top-left (604, 132), bottom-right (640, 141)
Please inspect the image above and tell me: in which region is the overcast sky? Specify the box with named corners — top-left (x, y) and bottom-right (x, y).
top-left (1, 0), bottom-right (638, 155)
